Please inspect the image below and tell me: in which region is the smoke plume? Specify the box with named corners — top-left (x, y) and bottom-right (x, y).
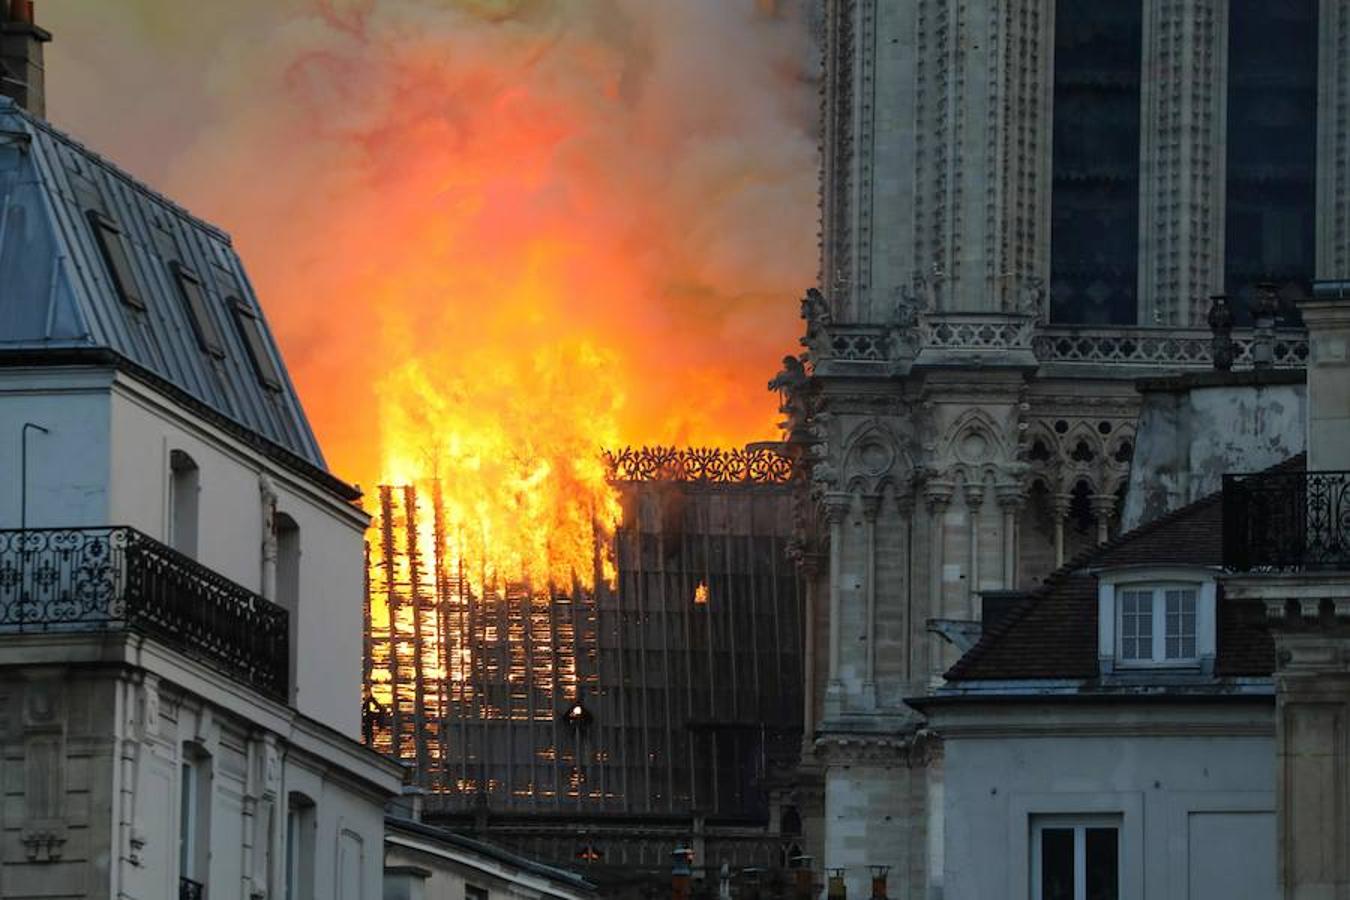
top-left (44, 0), bottom-right (817, 583)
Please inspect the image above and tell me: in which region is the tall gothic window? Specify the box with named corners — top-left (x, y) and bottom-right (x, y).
top-left (1049, 1), bottom-right (1143, 325)
top-left (1225, 0), bottom-right (1317, 320)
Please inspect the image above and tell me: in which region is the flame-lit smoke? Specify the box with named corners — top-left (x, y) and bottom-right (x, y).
top-left (46, 0), bottom-right (817, 587)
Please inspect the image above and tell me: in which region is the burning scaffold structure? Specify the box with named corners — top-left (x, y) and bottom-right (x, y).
top-left (363, 446), bottom-right (805, 856)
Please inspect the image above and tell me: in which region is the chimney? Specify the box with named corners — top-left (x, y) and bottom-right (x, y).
top-left (0, 0), bottom-right (49, 116)
top-left (1301, 281), bottom-right (1350, 471)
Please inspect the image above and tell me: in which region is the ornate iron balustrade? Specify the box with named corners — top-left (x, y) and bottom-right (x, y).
top-left (1223, 470), bottom-right (1350, 571)
top-left (179, 877), bottom-right (204, 900)
top-left (603, 447), bottom-right (795, 484)
top-left (0, 527), bottom-right (288, 699)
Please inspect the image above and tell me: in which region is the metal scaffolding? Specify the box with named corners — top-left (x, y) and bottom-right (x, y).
top-left (363, 447), bottom-right (804, 829)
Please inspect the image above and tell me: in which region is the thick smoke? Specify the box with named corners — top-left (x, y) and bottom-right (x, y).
top-left (44, 0), bottom-right (818, 500)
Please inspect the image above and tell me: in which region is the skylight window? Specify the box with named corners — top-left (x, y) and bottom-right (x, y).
top-left (230, 298), bottom-right (283, 392)
top-left (87, 210), bottom-right (144, 310)
top-left (172, 263), bottom-right (225, 358)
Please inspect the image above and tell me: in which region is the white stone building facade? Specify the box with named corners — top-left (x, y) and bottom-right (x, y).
top-left (0, 15), bottom-right (403, 895)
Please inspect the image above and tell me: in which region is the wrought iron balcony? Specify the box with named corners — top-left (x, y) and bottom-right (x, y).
top-left (1223, 470), bottom-right (1350, 572)
top-left (0, 527), bottom-right (287, 699)
top-left (179, 877), bottom-right (204, 900)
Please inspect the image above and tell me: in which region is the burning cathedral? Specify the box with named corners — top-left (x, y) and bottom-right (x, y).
top-left (361, 0), bottom-right (1345, 894)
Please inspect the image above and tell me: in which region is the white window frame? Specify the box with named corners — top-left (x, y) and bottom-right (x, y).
top-left (1096, 567), bottom-right (1217, 673)
top-left (1030, 815), bottom-right (1122, 900)
top-left (178, 746), bottom-right (211, 887)
top-left (1116, 583), bottom-right (1198, 664)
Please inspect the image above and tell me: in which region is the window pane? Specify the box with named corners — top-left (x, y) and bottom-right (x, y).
top-left (1085, 828), bottom-right (1119, 900)
top-left (1041, 828), bottom-right (1075, 900)
top-left (1165, 589), bottom-right (1197, 659)
top-left (1050, 0), bottom-right (1142, 324)
top-left (1225, 0), bottom-right (1316, 321)
top-left (1120, 591), bottom-right (1152, 660)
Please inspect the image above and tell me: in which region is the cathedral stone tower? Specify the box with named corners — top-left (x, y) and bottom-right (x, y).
top-left (787, 1), bottom-right (1347, 895)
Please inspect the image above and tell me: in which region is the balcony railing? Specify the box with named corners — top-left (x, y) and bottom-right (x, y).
top-left (179, 877), bottom-right (204, 900)
top-left (1223, 471), bottom-right (1350, 572)
top-left (0, 527), bottom-right (288, 699)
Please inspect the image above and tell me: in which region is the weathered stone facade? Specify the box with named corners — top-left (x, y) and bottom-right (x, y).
top-left (795, 2), bottom-right (1344, 895)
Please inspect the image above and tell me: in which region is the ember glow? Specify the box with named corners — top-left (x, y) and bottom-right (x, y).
top-left (46, 0), bottom-right (816, 587)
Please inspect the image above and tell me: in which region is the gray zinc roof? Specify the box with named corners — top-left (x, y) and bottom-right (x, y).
top-left (0, 97), bottom-right (333, 478)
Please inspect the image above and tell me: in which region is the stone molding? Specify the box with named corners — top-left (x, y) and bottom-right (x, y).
top-left (929, 715), bottom-right (1272, 741)
top-left (812, 727), bottom-right (938, 767)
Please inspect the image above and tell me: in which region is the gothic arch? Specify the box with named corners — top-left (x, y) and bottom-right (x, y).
top-left (842, 418), bottom-right (913, 495)
top-left (936, 408), bottom-right (1015, 485)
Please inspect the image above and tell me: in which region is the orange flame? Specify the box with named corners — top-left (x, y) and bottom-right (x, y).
top-left (47, 1), bottom-right (816, 587)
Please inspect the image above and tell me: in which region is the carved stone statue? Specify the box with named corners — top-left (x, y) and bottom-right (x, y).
top-left (770, 355), bottom-right (813, 442)
top-left (801, 287), bottom-right (832, 329)
top-left (768, 354), bottom-right (809, 395)
top-left (259, 474), bottom-right (279, 601)
top-left (918, 263), bottom-right (944, 313)
top-left (1018, 276), bottom-right (1046, 321)
top-left (1207, 294), bottom-right (1235, 372)
top-left (893, 277), bottom-right (926, 330)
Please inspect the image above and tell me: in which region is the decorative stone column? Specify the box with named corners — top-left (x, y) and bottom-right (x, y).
top-left (1052, 492), bottom-right (1071, 568)
top-left (1139, 0), bottom-right (1227, 326)
top-left (799, 551), bottom-right (825, 746)
top-left (924, 480), bottom-right (954, 678)
top-left (964, 481), bottom-right (985, 619)
top-left (996, 482), bottom-right (1025, 588)
top-left (1091, 494), bottom-right (1117, 545)
top-left (823, 492), bottom-right (852, 714)
top-left (1317, 0), bottom-right (1350, 281)
top-left (895, 489), bottom-right (916, 682)
top-left (860, 494), bottom-right (882, 709)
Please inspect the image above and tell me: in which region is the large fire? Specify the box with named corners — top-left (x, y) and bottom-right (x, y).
top-left (46, 0), bottom-right (817, 588)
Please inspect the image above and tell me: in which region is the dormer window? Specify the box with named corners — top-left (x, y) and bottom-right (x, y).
top-left (1096, 567), bottom-right (1217, 674)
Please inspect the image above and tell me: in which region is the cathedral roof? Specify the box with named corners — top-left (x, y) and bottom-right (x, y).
top-left (0, 98), bottom-right (350, 495)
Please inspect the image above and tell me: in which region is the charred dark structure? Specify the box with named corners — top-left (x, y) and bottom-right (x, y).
top-left (363, 446), bottom-right (808, 879)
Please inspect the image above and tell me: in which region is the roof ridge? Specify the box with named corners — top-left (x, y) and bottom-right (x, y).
top-left (944, 452), bottom-right (1304, 681)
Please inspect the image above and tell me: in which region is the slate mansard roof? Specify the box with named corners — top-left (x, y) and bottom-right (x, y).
top-left (943, 460), bottom-right (1294, 685)
top-left (0, 98), bottom-right (351, 495)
